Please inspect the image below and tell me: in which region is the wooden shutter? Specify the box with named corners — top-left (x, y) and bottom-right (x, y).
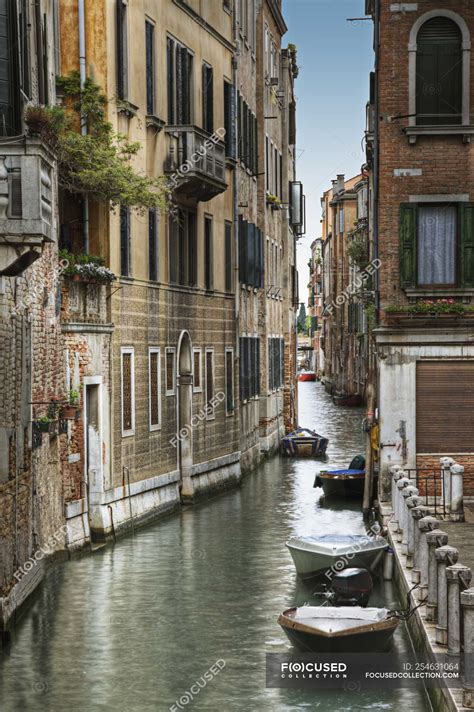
top-left (202, 64), bottom-right (213, 133)
top-left (225, 221), bottom-right (232, 292)
top-left (167, 38), bottom-right (175, 124)
top-left (148, 208), bottom-right (157, 281)
top-left (145, 21), bottom-right (154, 115)
top-left (399, 203), bottom-right (417, 288)
top-left (116, 0), bottom-right (125, 100)
top-left (120, 206), bottom-right (130, 276)
top-left (416, 361), bottom-right (474, 453)
top-left (188, 211), bottom-right (197, 286)
top-left (416, 18), bottom-right (462, 126)
top-left (460, 204), bottom-right (474, 288)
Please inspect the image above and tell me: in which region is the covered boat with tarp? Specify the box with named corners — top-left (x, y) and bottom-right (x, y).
top-left (281, 427), bottom-right (328, 458)
top-left (314, 455), bottom-right (366, 497)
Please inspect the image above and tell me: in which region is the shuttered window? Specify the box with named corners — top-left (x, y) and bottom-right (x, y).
top-left (268, 338), bottom-right (284, 390)
top-left (224, 81), bottom-right (236, 159)
top-left (121, 348), bottom-right (134, 435)
top-left (169, 209), bottom-right (197, 286)
top-left (416, 17), bottom-right (462, 126)
top-left (204, 215), bottom-right (213, 290)
top-left (120, 206), bottom-right (131, 276)
top-left (205, 349), bottom-right (214, 415)
top-left (202, 63), bottom-right (213, 133)
top-left (0, 0), bottom-right (21, 135)
top-left (148, 208), bottom-right (158, 281)
top-left (166, 348), bottom-right (175, 395)
top-left (167, 37), bottom-right (192, 125)
top-left (193, 349), bottom-right (202, 392)
top-left (225, 221), bottom-right (233, 292)
top-left (416, 362), bottom-right (474, 453)
top-left (225, 348), bottom-right (234, 414)
top-left (116, 0), bottom-right (128, 100)
top-left (237, 93), bottom-right (257, 175)
top-left (400, 203), bottom-right (474, 289)
top-left (238, 217), bottom-right (264, 288)
top-left (239, 337), bottom-right (260, 401)
top-left (145, 20), bottom-right (155, 115)
top-left (149, 348), bottom-right (161, 430)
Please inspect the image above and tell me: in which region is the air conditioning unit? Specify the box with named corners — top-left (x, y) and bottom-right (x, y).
top-left (269, 77), bottom-right (279, 86)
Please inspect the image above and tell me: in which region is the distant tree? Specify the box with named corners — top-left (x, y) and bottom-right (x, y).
top-left (297, 303), bottom-right (307, 333)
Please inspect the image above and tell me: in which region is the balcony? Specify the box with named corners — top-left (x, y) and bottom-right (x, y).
top-left (0, 138), bottom-right (54, 276)
top-left (164, 125), bottom-right (227, 202)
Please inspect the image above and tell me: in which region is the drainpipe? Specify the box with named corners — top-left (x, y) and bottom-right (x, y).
top-left (78, 0), bottom-right (89, 252)
top-left (232, 5), bottom-right (239, 402)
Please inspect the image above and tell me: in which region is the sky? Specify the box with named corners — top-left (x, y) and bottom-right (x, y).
top-left (282, 0), bottom-right (374, 291)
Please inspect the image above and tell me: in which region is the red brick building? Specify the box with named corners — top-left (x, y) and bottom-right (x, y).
top-left (366, 1), bottom-right (474, 499)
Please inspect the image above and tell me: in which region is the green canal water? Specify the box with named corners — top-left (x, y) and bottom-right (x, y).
top-left (0, 382), bottom-right (430, 711)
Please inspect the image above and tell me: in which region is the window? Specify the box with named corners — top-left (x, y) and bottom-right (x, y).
top-left (225, 221), bottom-right (233, 292)
top-left (121, 347), bottom-right (135, 436)
top-left (238, 217), bottom-right (264, 288)
top-left (416, 17), bottom-right (462, 126)
top-left (339, 209), bottom-right (345, 234)
top-left (205, 349), bottom-right (215, 418)
top-left (239, 337), bottom-right (260, 401)
top-left (225, 348), bottom-right (234, 415)
top-left (223, 81), bottom-right (236, 159)
top-left (0, 0), bottom-right (21, 135)
top-left (148, 208), bottom-right (158, 281)
top-left (237, 94), bottom-right (257, 175)
top-left (169, 209), bottom-right (197, 286)
top-left (116, 0), bottom-right (128, 100)
top-left (167, 37), bottom-right (193, 125)
top-left (120, 206), bottom-right (131, 276)
top-left (204, 215), bottom-right (213, 290)
top-left (417, 362), bottom-right (474, 453)
top-left (268, 338), bottom-right (284, 390)
top-left (165, 348), bottom-right (176, 395)
top-left (145, 20), bottom-right (155, 115)
top-left (202, 63), bottom-right (213, 133)
top-left (193, 348), bottom-right (202, 392)
top-left (400, 203), bottom-right (474, 288)
top-left (148, 347), bottom-right (161, 430)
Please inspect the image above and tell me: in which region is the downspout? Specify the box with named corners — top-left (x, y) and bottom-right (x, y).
top-left (78, 0), bottom-right (89, 252)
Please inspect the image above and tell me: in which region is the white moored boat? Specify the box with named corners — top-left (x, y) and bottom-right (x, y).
top-left (286, 534), bottom-right (387, 580)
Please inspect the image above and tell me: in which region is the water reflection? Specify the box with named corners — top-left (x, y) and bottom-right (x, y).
top-left (0, 382), bottom-right (429, 711)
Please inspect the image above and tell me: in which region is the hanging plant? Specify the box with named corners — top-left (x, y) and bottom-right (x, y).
top-left (347, 236), bottom-right (368, 268)
top-left (27, 72), bottom-right (171, 212)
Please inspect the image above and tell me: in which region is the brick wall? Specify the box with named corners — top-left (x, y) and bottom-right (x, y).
top-left (416, 454), bottom-right (474, 498)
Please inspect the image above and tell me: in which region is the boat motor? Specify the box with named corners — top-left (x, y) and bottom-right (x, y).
top-left (331, 568), bottom-right (373, 607)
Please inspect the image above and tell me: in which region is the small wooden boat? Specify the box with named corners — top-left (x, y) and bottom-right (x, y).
top-left (281, 428), bottom-right (328, 458)
top-left (314, 469), bottom-right (365, 498)
top-left (297, 370), bottom-right (317, 382)
top-left (332, 392), bottom-right (362, 407)
top-left (278, 606), bottom-right (399, 653)
top-left (286, 534), bottom-right (387, 579)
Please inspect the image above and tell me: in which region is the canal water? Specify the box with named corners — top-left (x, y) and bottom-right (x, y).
top-left (0, 382), bottom-right (430, 712)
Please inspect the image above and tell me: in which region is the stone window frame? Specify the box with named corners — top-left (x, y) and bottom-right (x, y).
top-left (148, 346), bottom-right (161, 432)
top-left (192, 347), bottom-right (202, 394)
top-left (120, 346), bottom-right (135, 438)
top-left (205, 347), bottom-right (215, 421)
top-left (165, 347), bottom-right (176, 397)
top-left (407, 10), bottom-right (472, 141)
top-left (225, 347), bottom-right (235, 416)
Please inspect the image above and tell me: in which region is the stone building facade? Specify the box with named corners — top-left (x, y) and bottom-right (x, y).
top-left (366, 0), bottom-right (474, 499)
top-left (0, 0), bottom-right (66, 630)
top-left (308, 237), bottom-right (324, 378)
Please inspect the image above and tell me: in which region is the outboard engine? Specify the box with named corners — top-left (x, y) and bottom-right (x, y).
top-left (331, 567), bottom-right (373, 607)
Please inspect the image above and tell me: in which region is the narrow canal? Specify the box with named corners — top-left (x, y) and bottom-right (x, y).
top-left (0, 383), bottom-right (430, 712)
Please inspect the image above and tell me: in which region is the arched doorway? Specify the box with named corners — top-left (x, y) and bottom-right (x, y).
top-left (177, 331), bottom-right (194, 497)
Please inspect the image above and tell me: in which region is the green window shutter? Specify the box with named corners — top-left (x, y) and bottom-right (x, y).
top-left (460, 204), bottom-right (474, 288)
top-left (400, 204), bottom-right (417, 288)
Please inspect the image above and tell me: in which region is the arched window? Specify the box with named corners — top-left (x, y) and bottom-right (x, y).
top-left (416, 17), bottom-right (462, 125)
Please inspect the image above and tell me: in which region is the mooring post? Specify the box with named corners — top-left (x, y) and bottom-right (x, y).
top-left (435, 546), bottom-right (458, 645)
top-left (440, 457), bottom-right (455, 514)
top-left (461, 587), bottom-right (474, 708)
top-left (401, 485), bottom-right (418, 552)
top-left (447, 564), bottom-right (472, 656)
top-left (425, 529), bottom-right (448, 621)
top-left (405, 495), bottom-right (422, 568)
top-left (411, 505), bottom-right (431, 584)
top-left (418, 516), bottom-right (440, 602)
top-left (396, 477), bottom-right (410, 541)
top-left (390, 466), bottom-right (404, 531)
top-left (450, 464), bottom-right (465, 522)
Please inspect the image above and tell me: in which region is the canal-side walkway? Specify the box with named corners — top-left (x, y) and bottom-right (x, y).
top-left (382, 489), bottom-right (474, 712)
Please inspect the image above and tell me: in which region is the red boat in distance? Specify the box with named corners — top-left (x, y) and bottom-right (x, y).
top-left (297, 370), bottom-right (317, 382)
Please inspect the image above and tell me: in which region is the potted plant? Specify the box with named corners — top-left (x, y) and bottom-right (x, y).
top-left (34, 416), bottom-right (54, 433)
top-left (62, 389), bottom-right (80, 420)
top-left (24, 106), bottom-right (53, 136)
top-left (266, 193), bottom-right (283, 210)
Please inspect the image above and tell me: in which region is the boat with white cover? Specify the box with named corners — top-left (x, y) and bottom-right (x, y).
top-left (286, 534), bottom-right (387, 579)
top-left (278, 606), bottom-right (399, 653)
